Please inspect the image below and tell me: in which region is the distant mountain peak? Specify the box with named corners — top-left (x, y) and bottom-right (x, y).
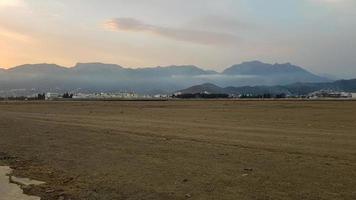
top-left (200, 83), bottom-right (219, 87)
top-left (73, 62), bottom-right (123, 69)
top-left (135, 64), bottom-right (217, 76)
top-left (11, 63), bottom-right (64, 69)
top-left (8, 63), bottom-right (67, 73)
top-left (241, 60), bottom-right (264, 65)
top-left (224, 61), bottom-right (317, 75)
top-left (150, 65), bottom-right (203, 71)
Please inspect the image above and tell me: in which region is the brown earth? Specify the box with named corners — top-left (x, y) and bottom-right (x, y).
top-left (0, 100), bottom-right (355, 200)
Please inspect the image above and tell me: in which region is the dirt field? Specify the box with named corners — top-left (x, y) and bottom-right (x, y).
top-left (0, 100), bottom-right (355, 200)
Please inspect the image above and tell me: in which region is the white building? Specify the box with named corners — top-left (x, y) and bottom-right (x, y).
top-left (309, 90), bottom-right (352, 99)
top-left (153, 94), bottom-right (169, 98)
top-left (45, 93), bottom-right (61, 100)
top-left (352, 93), bottom-right (356, 99)
top-left (340, 92), bottom-right (352, 98)
top-left (72, 92), bottom-right (140, 99)
top-left (72, 93), bottom-right (90, 99)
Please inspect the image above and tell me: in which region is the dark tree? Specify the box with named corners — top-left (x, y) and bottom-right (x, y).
top-left (63, 92), bottom-right (73, 99)
top-left (38, 93), bottom-right (46, 100)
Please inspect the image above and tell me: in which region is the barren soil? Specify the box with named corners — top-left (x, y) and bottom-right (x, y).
top-left (0, 100), bottom-right (355, 200)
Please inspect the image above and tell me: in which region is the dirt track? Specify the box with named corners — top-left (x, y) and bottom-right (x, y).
top-left (0, 100), bottom-right (355, 200)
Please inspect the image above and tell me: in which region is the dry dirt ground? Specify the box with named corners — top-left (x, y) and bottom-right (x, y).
top-left (0, 100), bottom-right (355, 200)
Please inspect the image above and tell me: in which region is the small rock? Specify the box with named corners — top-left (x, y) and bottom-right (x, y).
top-left (58, 196), bottom-right (65, 200)
top-left (185, 194), bottom-right (192, 198)
top-left (182, 178), bottom-right (188, 183)
top-left (46, 189), bottom-right (55, 193)
top-left (242, 173), bottom-right (249, 177)
top-left (244, 168), bottom-right (253, 172)
top-left (21, 185), bottom-right (32, 191)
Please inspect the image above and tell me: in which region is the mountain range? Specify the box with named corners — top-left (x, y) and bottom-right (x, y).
top-left (0, 61), bottom-right (331, 96)
top-left (179, 79), bottom-right (356, 96)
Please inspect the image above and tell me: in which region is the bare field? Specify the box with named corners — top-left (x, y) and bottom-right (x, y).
top-left (0, 100), bottom-right (355, 200)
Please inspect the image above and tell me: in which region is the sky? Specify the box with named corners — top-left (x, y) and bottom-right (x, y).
top-left (0, 0), bottom-right (355, 78)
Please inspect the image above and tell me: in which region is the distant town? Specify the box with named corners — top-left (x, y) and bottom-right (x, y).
top-left (1, 89), bottom-right (355, 101)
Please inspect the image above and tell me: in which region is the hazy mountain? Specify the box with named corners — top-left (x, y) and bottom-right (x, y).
top-left (223, 61), bottom-right (328, 83)
top-left (317, 73), bottom-right (338, 81)
top-left (134, 65), bottom-right (217, 77)
top-left (72, 63), bottom-right (124, 73)
top-left (225, 86), bottom-right (291, 95)
top-left (0, 61), bottom-right (331, 96)
top-left (178, 79), bottom-right (356, 96)
top-left (70, 63), bottom-right (215, 77)
top-left (8, 63), bottom-right (68, 74)
top-left (178, 83), bottom-right (225, 94)
top-left (223, 61), bottom-right (306, 75)
top-left (286, 79), bottom-right (356, 95)
top-left (179, 83), bottom-right (290, 95)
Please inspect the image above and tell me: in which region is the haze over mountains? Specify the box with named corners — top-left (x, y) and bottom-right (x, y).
top-left (0, 61), bottom-right (331, 96)
top-left (179, 79), bottom-right (356, 96)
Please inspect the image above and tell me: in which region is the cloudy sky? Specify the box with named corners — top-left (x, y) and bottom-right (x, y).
top-left (0, 0), bottom-right (355, 77)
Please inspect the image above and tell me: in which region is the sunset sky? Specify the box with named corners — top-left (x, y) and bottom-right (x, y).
top-left (0, 0), bottom-right (355, 77)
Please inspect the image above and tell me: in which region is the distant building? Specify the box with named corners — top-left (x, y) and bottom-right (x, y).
top-left (72, 92), bottom-right (140, 99)
top-left (45, 93), bottom-right (61, 100)
top-left (352, 93), bottom-right (356, 99)
top-left (343, 92), bottom-right (353, 98)
top-left (309, 90), bottom-right (352, 99)
top-left (173, 92), bottom-right (182, 96)
top-left (153, 94), bottom-right (169, 98)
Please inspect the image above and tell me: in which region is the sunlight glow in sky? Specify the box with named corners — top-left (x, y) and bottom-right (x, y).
top-left (0, 0), bottom-right (355, 77)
